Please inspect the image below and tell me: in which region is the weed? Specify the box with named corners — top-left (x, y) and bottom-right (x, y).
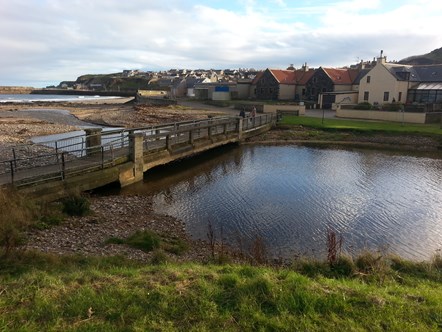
top-left (207, 221), bottom-right (216, 259)
top-left (162, 237), bottom-right (189, 255)
top-left (249, 234), bottom-right (268, 265)
top-left (326, 228), bottom-right (343, 266)
top-left (431, 250), bottom-right (442, 270)
top-left (62, 195), bottom-right (91, 217)
top-left (0, 188), bottom-right (34, 257)
top-left (355, 250), bottom-right (392, 285)
top-left (125, 230), bottom-right (161, 252)
top-left (151, 249), bottom-right (169, 265)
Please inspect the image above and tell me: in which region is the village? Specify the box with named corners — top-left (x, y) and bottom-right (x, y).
top-left (48, 50), bottom-right (442, 125)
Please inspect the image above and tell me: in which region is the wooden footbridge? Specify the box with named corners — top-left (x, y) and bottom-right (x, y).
top-left (0, 114), bottom-right (275, 201)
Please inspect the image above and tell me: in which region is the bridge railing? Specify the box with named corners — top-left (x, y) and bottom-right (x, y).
top-left (0, 133), bottom-right (130, 186)
top-left (0, 114), bottom-right (275, 186)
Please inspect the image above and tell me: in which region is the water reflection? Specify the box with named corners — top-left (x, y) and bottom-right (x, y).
top-left (120, 145), bottom-right (442, 261)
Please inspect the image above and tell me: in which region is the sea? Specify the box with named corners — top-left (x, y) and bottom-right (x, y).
top-left (0, 94), bottom-right (126, 103)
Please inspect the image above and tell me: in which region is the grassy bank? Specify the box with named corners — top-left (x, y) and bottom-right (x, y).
top-left (279, 116), bottom-right (442, 136)
top-left (0, 253), bottom-right (441, 331)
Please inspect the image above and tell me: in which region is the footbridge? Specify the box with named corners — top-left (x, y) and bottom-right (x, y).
top-left (0, 115), bottom-right (275, 201)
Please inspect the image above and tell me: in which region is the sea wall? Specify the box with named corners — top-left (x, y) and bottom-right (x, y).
top-left (0, 86), bottom-right (34, 94)
top-left (31, 89), bottom-right (136, 97)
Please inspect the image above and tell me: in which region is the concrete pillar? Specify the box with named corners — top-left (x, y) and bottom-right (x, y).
top-left (129, 132), bottom-right (144, 182)
top-left (238, 118), bottom-right (243, 140)
top-left (84, 128), bottom-right (102, 155)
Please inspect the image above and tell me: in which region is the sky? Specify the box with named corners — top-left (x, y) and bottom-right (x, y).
top-left (1, 0), bottom-right (442, 87)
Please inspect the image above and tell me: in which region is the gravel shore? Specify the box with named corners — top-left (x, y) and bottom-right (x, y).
top-left (1, 100), bottom-right (237, 263)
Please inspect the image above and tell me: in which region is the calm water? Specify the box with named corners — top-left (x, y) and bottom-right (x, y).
top-left (119, 145), bottom-right (442, 261)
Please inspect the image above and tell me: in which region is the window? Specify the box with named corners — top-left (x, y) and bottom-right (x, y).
top-left (366, 76), bottom-right (371, 83)
top-left (398, 92), bottom-right (402, 102)
top-left (302, 88), bottom-right (306, 96)
top-left (269, 88), bottom-right (273, 94)
top-left (322, 88), bottom-right (327, 92)
top-left (383, 92), bottom-right (389, 101)
top-left (363, 91), bottom-right (369, 101)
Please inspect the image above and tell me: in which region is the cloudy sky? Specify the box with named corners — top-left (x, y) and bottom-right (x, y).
top-left (1, 0), bottom-right (441, 87)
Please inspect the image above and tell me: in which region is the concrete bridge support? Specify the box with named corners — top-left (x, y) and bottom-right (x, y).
top-left (84, 128), bottom-right (102, 155)
top-left (119, 132), bottom-right (144, 187)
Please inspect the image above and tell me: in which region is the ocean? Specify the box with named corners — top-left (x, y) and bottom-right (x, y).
top-left (0, 94), bottom-right (125, 103)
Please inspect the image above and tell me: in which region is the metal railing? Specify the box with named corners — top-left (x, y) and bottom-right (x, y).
top-left (0, 114), bottom-right (274, 186)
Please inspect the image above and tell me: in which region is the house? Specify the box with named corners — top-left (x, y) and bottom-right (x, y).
top-left (406, 65), bottom-right (442, 104)
top-left (305, 67), bottom-right (361, 109)
top-left (357, 55), bottom-right (412, 106)
top-left (337, 52), bottom-right (442, 123)
top-left (251, 68), bottom-right (297, 100)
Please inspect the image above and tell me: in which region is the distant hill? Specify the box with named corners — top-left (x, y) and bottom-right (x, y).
top-left (399, 47), bottom-right (442, 65)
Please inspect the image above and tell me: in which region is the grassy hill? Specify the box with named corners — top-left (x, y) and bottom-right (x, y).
top-left (0, 253), bottom-right (441, 331)
top-left (399, 47), bottom-right (442, 65)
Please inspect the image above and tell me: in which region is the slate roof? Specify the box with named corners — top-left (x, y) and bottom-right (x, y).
top-left (413, 65), bottom-right (442, 82)
top-left (351, 68), bottom-right (371, 84)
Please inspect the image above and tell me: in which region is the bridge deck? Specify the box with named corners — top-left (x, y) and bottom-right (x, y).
top-left (0, 115), bottom-right (275, 196)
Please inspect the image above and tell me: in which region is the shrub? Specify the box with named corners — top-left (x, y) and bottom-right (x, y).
top-left (0, 188), bottom-right (34, 257)
top-left (163, 237), bottom-right (189, 255)
top-left (151, 249), bottom-right (169, 265)
top-left (356, 251), bottom-right (392, 284)
top-left (125, 230), bottom-right (161, 252)
top-left (331, 255), bottom-right (356, 277)
top-left (62, 195), bottom-right (91, 217)
top-left (354, 102), bottom-right (372, 110)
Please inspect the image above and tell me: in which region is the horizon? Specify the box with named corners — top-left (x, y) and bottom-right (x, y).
top-left (1, 0), bottom-right (441, 88)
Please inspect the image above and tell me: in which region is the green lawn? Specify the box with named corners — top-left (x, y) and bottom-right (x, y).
top-left (1, 254), bottom-right (441, 331)
top-left (280, 116), bottom-right (442, 136)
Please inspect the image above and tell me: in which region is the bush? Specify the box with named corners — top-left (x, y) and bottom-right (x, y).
top-left (62, 195), bottom-right (91, 217)
top-left (151, 249), bottom-right (169, 265)
top-left (331, 255), bottom-right (356, 277)
top-left (0, 189), bottom-right (34, 257)
top-left (354, 102), bottom-right (372, 110)
top-left (125, 230), bottom-right (161, 252)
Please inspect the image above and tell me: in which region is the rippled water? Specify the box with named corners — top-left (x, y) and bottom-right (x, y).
top-left (120, 145), bottom-right (442, 260)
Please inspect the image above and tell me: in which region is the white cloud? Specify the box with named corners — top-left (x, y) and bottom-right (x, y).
top-left (0, 0), bottom-right (441, 86)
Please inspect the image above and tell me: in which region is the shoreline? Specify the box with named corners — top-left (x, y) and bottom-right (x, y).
top-left (1, 102), bottom-right (441, 263)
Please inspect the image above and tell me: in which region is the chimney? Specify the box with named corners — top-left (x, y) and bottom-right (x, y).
top-left (302, 62), bottom-right (309, 72)
top-left (378, 50), bottom-right (387, 64)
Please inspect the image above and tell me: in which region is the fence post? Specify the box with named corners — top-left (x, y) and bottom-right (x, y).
top-left (55, 141), bottom-right (59, 163)
top-left (189, 130), bottom-right (194, 144)
top-left (101, 146), bottom-right (105, 169)
top-left (9, 161), bottom-right (14, 184)
top-left (238, 117), bottom-right (244, 140)
top-left (61, 152), bottom-right (66, 180)
top-left (12, 148), bottom-right (17, 170)
top-left (166, 135), bottom-right (172, 151)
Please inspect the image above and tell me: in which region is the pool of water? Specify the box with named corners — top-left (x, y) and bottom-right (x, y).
top-left (119, 144), bottom-right (442, 261)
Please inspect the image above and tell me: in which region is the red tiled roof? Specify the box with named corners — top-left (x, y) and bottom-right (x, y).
top-left (269, 69), bottom-right (297, 85)
top-left (295, 69), bottom-right (315, 85)
top-left (322, 68), bottom-right (353, 84)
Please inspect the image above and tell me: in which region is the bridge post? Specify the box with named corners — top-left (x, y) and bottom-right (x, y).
top-left (238, 117), bottom-right (244, 139)
top-left (84, 128), bottom-right (102, 155)
top-left (129, 132), bottom-right (144, 183)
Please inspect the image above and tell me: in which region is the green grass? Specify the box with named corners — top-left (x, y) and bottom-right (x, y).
top-left (0, 253), bottom-right (441, 331)
top-left (106, 230), bottom-right (189, 255)
top-left (280, 116), bottom-right (442, 136)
